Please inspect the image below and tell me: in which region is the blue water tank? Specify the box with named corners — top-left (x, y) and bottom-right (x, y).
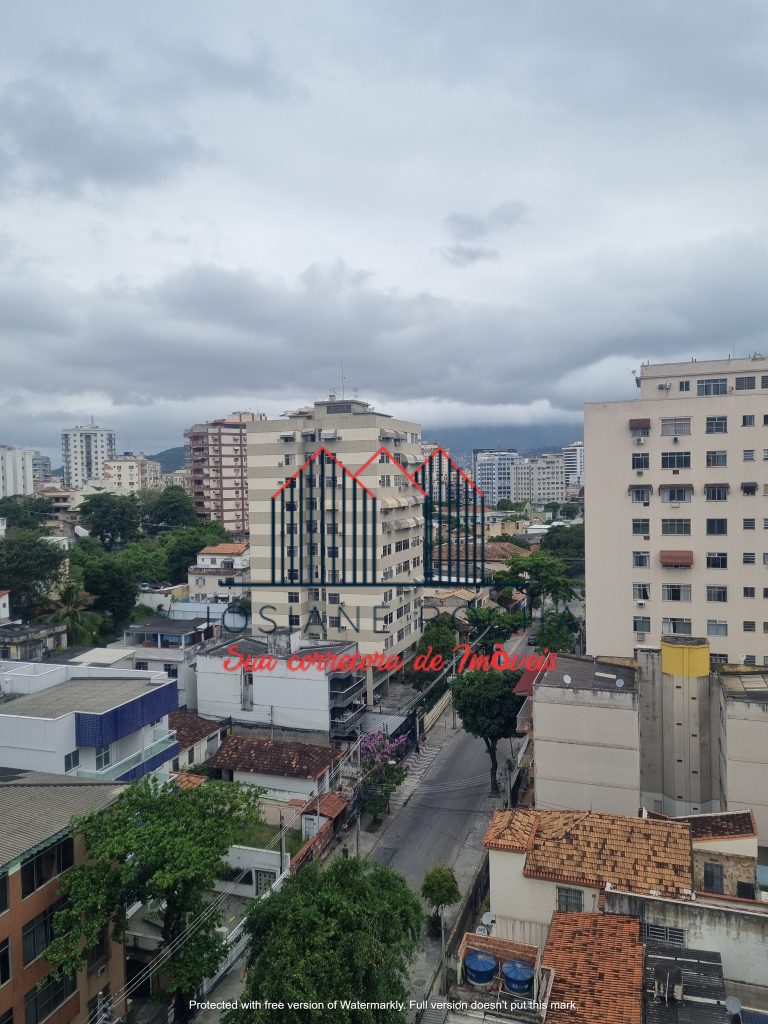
top-left (502, 959), bottom-right (534, 994)
top-left (464, 951), bottom-right (498, 987)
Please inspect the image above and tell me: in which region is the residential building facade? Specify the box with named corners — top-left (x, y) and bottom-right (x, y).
top-left (60, 426), bottom-right (116, 489)
top-left (0, 445), bottom-right (35, 499)
top-left (187, 543), bottom-right (250, 603)
top-left (561, 440), bottom-right (585, 487)
top-left (472, 449), bottom-right (520, 506)
top-left (247, 396), bottom-right (425, 701)
top-left (472, 448), bottom-right (566, 506)
top-left (185, 412), bottom-right (264, 538)
top-left (0, 770), bottom-right (126, 1024)
top-left (101, 453), bottom-right (162, 494)
top-left (30, 452), bottom-right (52, 483)
top-left (585, 355), bottom-right (768, 665)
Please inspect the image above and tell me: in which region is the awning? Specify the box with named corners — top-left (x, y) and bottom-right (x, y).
top-left (629, 418), bottom-right (651, 429)
top-left (741, 482), bottom-right (758, 489)
top-left (379, 497), bottom-right (397, 509)
top-left (628, 484), bottom-right (653, 494)
top-left (660, 550), bottom-right (694, 566)
top-left (706, 483), bottom-right (730, 490)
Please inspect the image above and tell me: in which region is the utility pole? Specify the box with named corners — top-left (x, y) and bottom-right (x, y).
top-left (270, 705), bottom-right (274, 740)
top-left (279, 813), bottom-right (287, 874)
top-left (355, 733), bottom-right (361, 857)
top-left (440, 908), bottom-right (446, 995)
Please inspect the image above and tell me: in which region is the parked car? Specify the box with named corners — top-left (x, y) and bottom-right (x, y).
top-left (527, 634), bottom-right (537, 646)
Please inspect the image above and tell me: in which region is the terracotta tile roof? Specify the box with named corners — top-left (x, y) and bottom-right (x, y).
top-left (0, 590), bottom-right (10, 597)
top-left (484, 809), bottom-right (693, 898)
top-left (199, 543), bottom-right (248, 555)
top-left (288, 792), bottom-right (348, 819)
top-left (171, 772), bottom-right (208, 790)
top-left (437, 542), bottom-right (530, 563)
top-left (642, 808), bottom-right (757, 842)
top-left (543, 913), bottom-right (643, 1024)
top-left (169, 709), bottom-right (221, 751)
top-left (209, 735), bottom-right (342, 780)
top-left (514, 666), bottom-right (539, 696)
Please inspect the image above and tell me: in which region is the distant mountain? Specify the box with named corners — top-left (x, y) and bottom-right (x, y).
top-left (424, 424), bottom-right (583, 460)
top-left (149, 446), bottom-right (186, 473)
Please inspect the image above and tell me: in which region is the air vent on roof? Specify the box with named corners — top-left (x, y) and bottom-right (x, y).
top-left (616, 679), bottom-right (625, 688)
top-left (562, 674), bottom-right (572, 686)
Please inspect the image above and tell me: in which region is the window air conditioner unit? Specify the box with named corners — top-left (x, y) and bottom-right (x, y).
top-left (636, 470), bottom-right (644, 476)
top-left (636, 600), bottom-right (646, 607)
top-left (658, 382), bottom-right (671, 390)
top-left (635, 437), bottom-right (645, 445)
top-left (96, 965), bottom-right (108, 978)
top-left (673, 436), bottom-right (679, 443)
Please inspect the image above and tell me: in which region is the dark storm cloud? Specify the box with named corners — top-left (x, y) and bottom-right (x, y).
top-left (0, 80), bottom-right (202, 194)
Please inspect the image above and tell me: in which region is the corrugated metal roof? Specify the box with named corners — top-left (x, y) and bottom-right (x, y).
top-left (0, 769), bottom-right (123, 868)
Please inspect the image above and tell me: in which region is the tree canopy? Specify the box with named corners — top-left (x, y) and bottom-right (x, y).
top-left (539, 523), bottom-right (585, 579)
top-left (421, 862), bottom-right (461, 918)
top-left (78, 492), bottom-right (141, 550)
top-left (452, 669), bottom-right (523, 793)
top-left (0, 495), bottom-right (53, 530)
top-left (534, 610), bottom-right (579, 654)
top-left (83, 560), bottom-right (138, 626)
top-left (465, 606), bottom-right (516, 652)
top-left (228, 858), bottom-right (422, 1024)
top-left (46, 777), bottom-right (264, 1024)
top-left (0, 528), bottom-right (66, 617)
top-left (140, 486), bottom-right (198, 535)
top-left (40, 573), bottom-right (104, 645)
top-left (500, 550), bottom-right (576, 620)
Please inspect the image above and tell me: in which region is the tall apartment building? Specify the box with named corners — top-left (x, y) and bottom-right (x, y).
top-left (247, 396), bottom-right (424, 701)
top-left (585, 355), bottom-right (768, 665)
top-left (562, 440), bottom-right (585, 486)
top-left (30, 452), bottom-right (51, 483)
top-left (102, 453), bottom-right (162, 494)
top-left (61, 425), bottom-right (116, 489)
top-left (0, 445), bottom-right (35, 498)
top-left (473, 449), bottom-right (566, 505)
top-left (186, 412), bottom-right (264, 539)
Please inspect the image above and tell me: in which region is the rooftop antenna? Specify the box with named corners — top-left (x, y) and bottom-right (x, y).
top-left (341, 358), bottom-right (346, 398)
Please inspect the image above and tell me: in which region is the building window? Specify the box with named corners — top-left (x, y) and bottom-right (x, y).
top-left (640, 923), bottom-right (686, 946)
top-left (662, 585), bottom-right (691, 601)
top-left (95, 745), bottom-right (111, 771)
top-left (742, 482), bottom-right (758, 495)
top-left (632, 453), bottom-right (649, 469)
top-left (255, 870), bottom-right (276, 896)
top-left (679, 380), bottom-right (690, 392)
top-left (187, 749), bottom-right (195, 765)
top-left (328, 593), bottom-right (340, 605)
top-left (20, 838), bottom-right (74, 898)
top-left (328, 616), bottom-right (341, 628)
top-left (706, 586), bottom-right (728, 602)
top-left (0, 1009), bottom-right (11, 1024)
top-left (662, 519), bottom-right (691, 535)
top-left (735, 376), bottom-right (756, 390)
top-left (172, 758), bottom-right (180, 772)
top-left (287, 592), bottom-right (299, 604)
top-left (703, 862), bottom-right (724, 893)
top-left (660, 417), bottom-right (691, 435)
top-left (633, 551), bottom-right (650, 567)
top-left (744, 587), bottom-right (755, 598)
top-left (135, 660), bottom-right (149, 671)
top-left (0, 937), bottom-right (10, 986)
top-left (630, 487), bottom-right (651, 502)
top-left (633, 583), bottom-right (651, 600)
top-left (704, 485), bottom-right (728, 501)
top-left (632, 519), bottom-right (650, 535)
top-left (0, 872), bottom-right (7, 914)
top-left (744, 621), bottom-right (756, 632)
top-left (163, 664), bottom-right (178, 679)
top-left (288, 614), bottom-right (300, 627)
top-left (22, 900), bottom-right (65, 965)
top-left (706, 519), bottom-right (727, 535)
top-left (706, 450), bottom-right (727, 467)
top-left (64, 750), bottom-right (79, 774)
top-left (706, 552), bottom-right (728, 568)
top-left (744, 450), bottom-right (756, 462)
top-left (743, 552), bottom-right (756, 565)
top-left (24, 973), bottom-right (77, 1024)
top-left (744, 655), bottom-right (756, 665)
top-left (705, 416), bottom-right (728, 434)
top-left (660, 486), bottom-right (691, 503)
top-left (662, 618), bottom-right (692, 635)
top-left (556, 886), bottom-right (583, 913)
top-left (710, 653), bottom-right (728, 665)
top-left (661, 452), bottom-right (691, 469)
top-left (697, 378), bottom-right (727, 396)
top-left (707, 621), bottom-right (728, 637)
top-left (743, 414), bottom-right (756, 427)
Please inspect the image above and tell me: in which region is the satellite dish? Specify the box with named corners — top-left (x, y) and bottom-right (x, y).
top-left (481, 912), bottom-right (494, 928)
top-left (475, 924), bottom-right (489, 936)
top-left (725, 996), bottom-right (742, 1017)
top-left (563, 674), bottom-right (572, 686)
top-left (616, 678), bottom-right (625, 688)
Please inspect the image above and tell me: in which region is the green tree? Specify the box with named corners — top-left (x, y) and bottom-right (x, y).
top-left (39, 574), bottom-right (104, 645)
top-left (535, 610), bottom-right (579, 654)
top-left (465, 606), bottom-right (516, 652)
top-left (158, 523), bottom-right (230, 582)
top-left (559, 502), bottom-right (581, 520)
top-left (540, 523), bottom-right (585, 579)
top-left (412, 616), bottom-right (458, 689)
top-left (421, 862), bottom-right (461, 920)
top-left (0, 528), bottom-right (66, 617)
top-left (83, 560), bottom-right (137, 626)
top-left (451, 670), bottom-right (523, 793)
top-left (46, 777), bottom-right (264, 1024)
top-left (114, 540), bottom-right (169, 586)
top-left (78, 493), bottom-right (141, 550)
top-left (501, 550), bottom-right (576, 620)
top-left (228, 858), bottom-right (422, 1024)
top-left (0, 496), bottom-right (53, 530)
top-left (140, 486), bottom-right (197, 535)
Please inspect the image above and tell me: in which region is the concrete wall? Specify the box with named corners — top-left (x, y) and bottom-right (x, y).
top-left (232, 769), bottom-right (318, 802)
top-left (692, 850), bottom-right (756, 896)
top-left (533, 684), bottom-right (641, 814)
top-left (605, 889), bottom-right (768, 991)
top-left (724, 698), bottom-right (768, 849)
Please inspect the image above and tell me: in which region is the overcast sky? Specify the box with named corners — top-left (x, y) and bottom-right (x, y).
top-left (2, 1), bottom-right (768, 460)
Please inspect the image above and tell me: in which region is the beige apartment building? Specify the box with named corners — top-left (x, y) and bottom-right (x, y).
top-left (247, 396), bottom-right (425, 702)
top-left (102, 453), bottom-right (162, 493)
top-left (586, 355), bottom-right (768, 666)
top-left (185, 412), bottom-right (265, 539)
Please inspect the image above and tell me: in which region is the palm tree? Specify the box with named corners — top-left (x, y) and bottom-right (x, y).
top-left (40, 576), bottom-right (104, 645)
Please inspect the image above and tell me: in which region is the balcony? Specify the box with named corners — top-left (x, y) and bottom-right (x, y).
top-left (516, 696), bottom-right (532, 734)
top-left (329, 674), bottom-right (365, 707)
top-left (74, 730), bottom-right (178, 781)
top-left (330, 704), bottom-right (365, 737)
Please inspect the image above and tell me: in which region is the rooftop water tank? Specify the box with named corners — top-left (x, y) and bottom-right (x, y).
top-left (502, 959), bottom-right (534, 994)
top-left (464, 951), bottom-right (497, 988)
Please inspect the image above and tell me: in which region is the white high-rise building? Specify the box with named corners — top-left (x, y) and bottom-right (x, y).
top-left (61, 424), bottom-right (116, 488)
top-left (247, 396), bottom-right (425, 702)
top-left (585, 355), bottom-right (768, 666)
top-left (0, 444), bottom-right (35, 498)
top-left (473, 448), bottom-right (566, 505)
top-left (473, 449), bottom-right (521, 505)
top-left (562, 440), bottom-right (585, 487)
top-left (102, 453), bottom-right (162, 494)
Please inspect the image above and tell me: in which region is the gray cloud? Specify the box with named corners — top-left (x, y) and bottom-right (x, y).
top-left (439, 243), bottom-right (499, 267)
top-left (445, 201), bottom-right (528, 242)
top-left (0, 79), bottom-right (202, 194)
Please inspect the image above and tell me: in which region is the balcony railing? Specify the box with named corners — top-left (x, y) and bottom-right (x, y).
top-left (329, 675), bottom-right (365, 707)
top-left (330, 705), bottom-right (365, 735)
top-left (516, 696), bottom-right (532, 734)
top-left (74, 730), bottom-right (177, 781)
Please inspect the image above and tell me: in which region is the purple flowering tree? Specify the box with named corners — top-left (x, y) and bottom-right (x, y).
top-left (360, 731), bottom-right (409, 821)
